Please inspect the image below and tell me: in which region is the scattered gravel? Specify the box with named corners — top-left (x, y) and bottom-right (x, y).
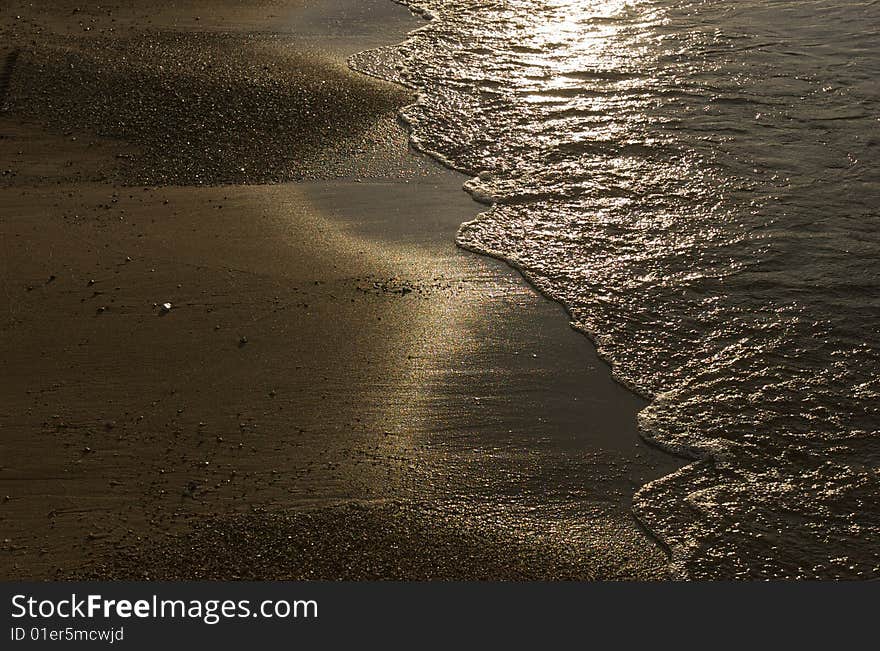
top-left (70, 501), bottom-right (640, 581)
top-left (7, 32), bottom-right (412, 185)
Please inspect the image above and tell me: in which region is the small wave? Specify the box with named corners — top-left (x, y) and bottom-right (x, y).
top-left (353, 0), bottom-right (880, 579)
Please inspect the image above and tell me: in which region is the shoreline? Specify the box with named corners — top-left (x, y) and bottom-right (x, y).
top-left (0, 0), bottom-right (681, 580)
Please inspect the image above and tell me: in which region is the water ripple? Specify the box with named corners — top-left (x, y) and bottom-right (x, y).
top-left (353, 0), bottom-right (880, 579)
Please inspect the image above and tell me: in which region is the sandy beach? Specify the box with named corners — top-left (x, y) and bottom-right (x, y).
top-left (0, 0), bottom-right (681, 580)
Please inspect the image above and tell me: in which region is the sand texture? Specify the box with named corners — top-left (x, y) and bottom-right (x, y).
top-left (0, 0), bottom-right (681, 580)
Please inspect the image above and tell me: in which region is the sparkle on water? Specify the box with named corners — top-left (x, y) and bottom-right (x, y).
top-left (353, 0), bottom-right (880, 579)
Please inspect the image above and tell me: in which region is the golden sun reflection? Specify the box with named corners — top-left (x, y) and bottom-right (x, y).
top-left (506, 0), bottom-right (652, 99)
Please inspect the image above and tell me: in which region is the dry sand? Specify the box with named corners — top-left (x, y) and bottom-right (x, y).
top-left (0, 0), bottom-right (682, 580)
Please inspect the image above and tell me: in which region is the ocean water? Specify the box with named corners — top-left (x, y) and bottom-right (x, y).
top-left (352, 0), bottom-right (880, 579)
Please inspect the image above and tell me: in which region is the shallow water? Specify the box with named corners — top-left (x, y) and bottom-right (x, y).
top-left (352, 0), bottom-right (880, 579)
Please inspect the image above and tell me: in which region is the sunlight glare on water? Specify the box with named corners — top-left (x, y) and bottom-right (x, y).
top-left (353, 0), bottom-right (880, 579)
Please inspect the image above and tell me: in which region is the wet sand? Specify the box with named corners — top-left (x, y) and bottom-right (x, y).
top-left (0, 0), bottom-right (682, 580)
